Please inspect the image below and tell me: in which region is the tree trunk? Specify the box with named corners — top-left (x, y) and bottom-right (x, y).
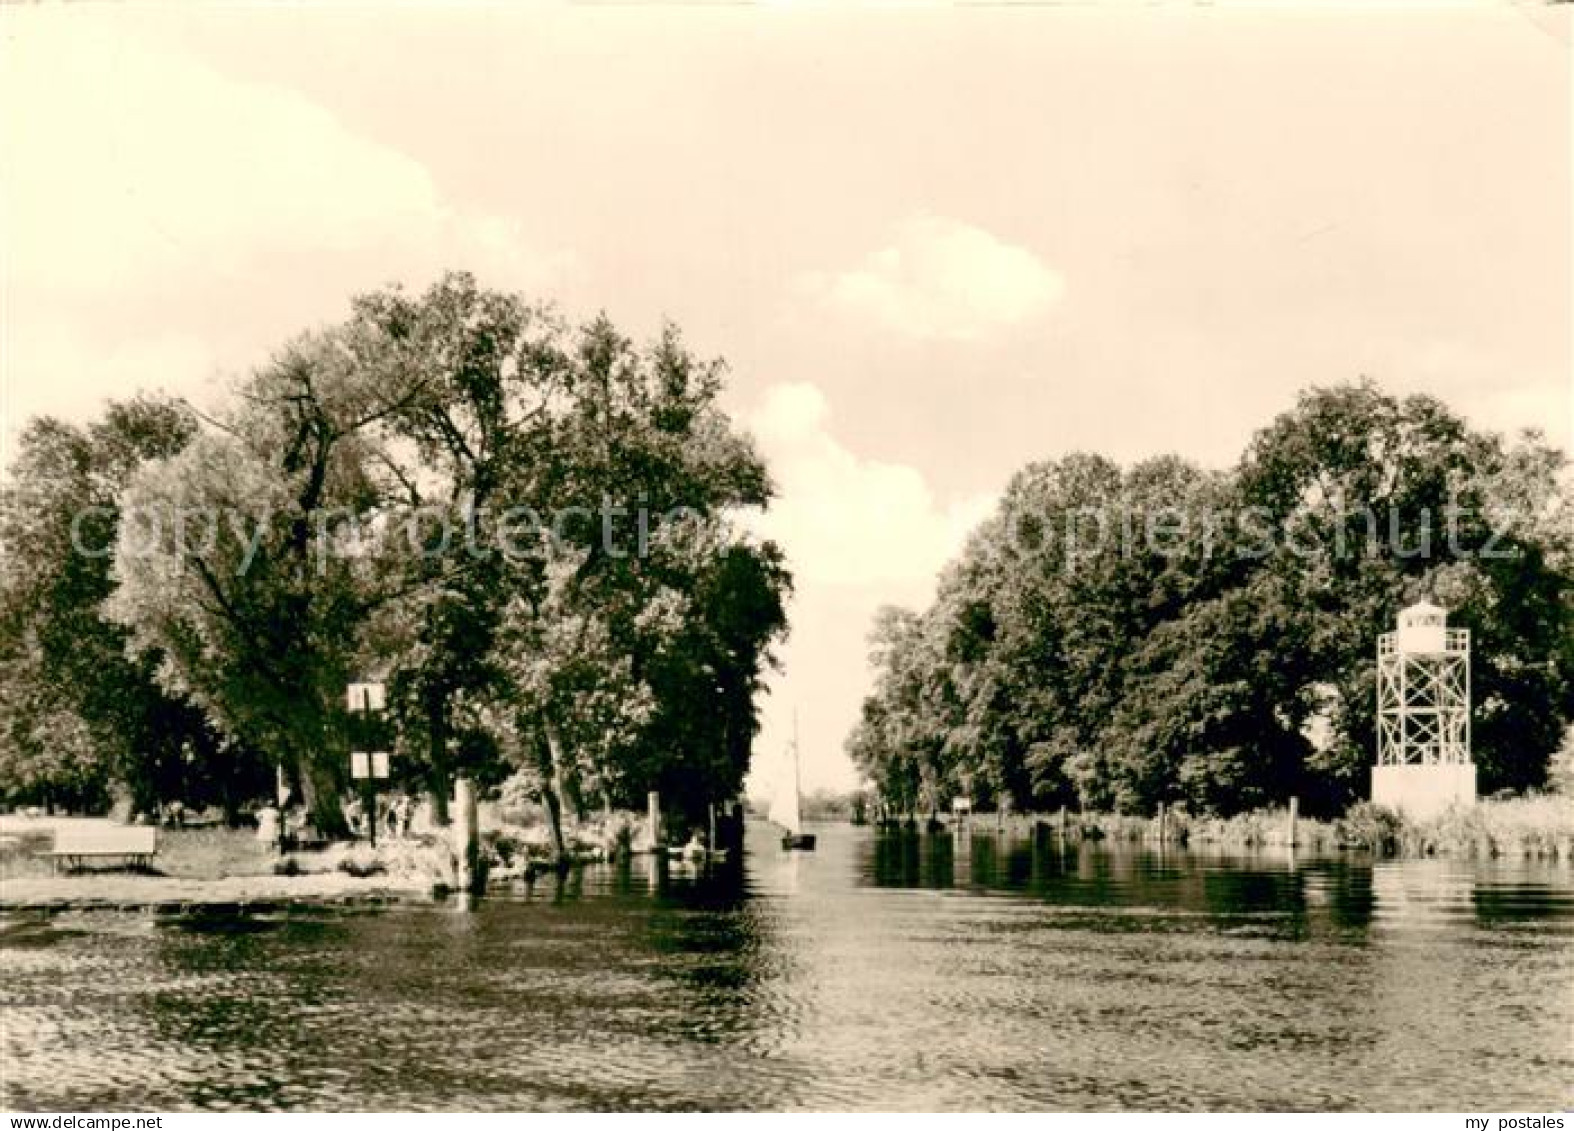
top-left (426, 690), bottom-right (451, 826)
top-left (295, 754), bottom-right (348, 839)
top-left (540, 722), bottom-right (570, 860)
top-left (220, 767), bottom-right (242, 827)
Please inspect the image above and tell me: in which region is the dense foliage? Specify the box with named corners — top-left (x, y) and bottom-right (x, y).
top-left (2, 275), bottom-right (790, 836)
top-left (848, 383), bottom-right (1573, 818)
top-left (0, 398), bottom-right (272, 817)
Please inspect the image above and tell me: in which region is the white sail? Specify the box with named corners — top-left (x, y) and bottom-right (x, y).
top-left (768, 732), bottom-right (802, 836)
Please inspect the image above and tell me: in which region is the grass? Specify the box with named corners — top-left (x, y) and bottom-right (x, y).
top-left (0, 803), bottom-right (649, 896)
top-left (1326, 795), bottom-right (1574, 859)
top-left (1394, 794), bottom-right (1574, 859)
top-left (0, 820), bottom-right (458, 886)
top-left (1062, 808), bottom-right (1341, 851)
top-left (0, 823), bottom-right (295, 882)
top-left (1006, 795), bottom-right (1572, 860)
top-left (1187, 809), bottom-right (1341, 852)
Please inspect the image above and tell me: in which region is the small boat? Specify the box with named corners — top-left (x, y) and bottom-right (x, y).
top-left (769, 714), bottom-right (816, 851)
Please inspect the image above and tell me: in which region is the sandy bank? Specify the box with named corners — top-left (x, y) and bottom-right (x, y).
top-left (0, 870), bottom-right (432, 912)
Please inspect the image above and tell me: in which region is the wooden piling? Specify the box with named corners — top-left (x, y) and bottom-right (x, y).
top-left (454, 776), bottom-right (479, 893)
top-left (1287, 796), bottom-right (1299, 849)
top-left (647, 790), bottom-right (662, 848)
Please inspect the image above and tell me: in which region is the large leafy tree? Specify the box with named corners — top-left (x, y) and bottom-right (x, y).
top-left (851, 381), bottom-right (1574, 817)
top-left (482, 314), bottom-right (790, 842)
top-left (0, 398), bottom-right (254, 814)
top-left (1235, 382), bottom-right (1574, 801)
top-left (105, 335), bottom-right (416, 834)
top-left (344, 277), bottom-right (792, 838)
top-left (96, 276), bottom-right (791, 842)
top-left (346, 275), bottom-right (562, 822)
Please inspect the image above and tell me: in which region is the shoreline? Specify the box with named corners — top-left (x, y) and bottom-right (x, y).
top-left (0, 870), bottom-right (433, 913)
top-left (0, 810), bottom-right (681, 913)
top-left (863, 795), bottom-right (1574, 862)
top-left (7, 796), bottom-right (1571, 914)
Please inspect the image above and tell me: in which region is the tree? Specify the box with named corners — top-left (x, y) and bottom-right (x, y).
top-left (0, 398), bottom-right (253, 815)
top-left (478, 313), bottom-right (790, 847)
top-left (489, 548), bottom-right (661, 855)
top-left (346, 275), bottom-right (562, 822)
top-left (95, 278), bottom-right (792, 842)
top-left (845, 605), bottom-right (957, 818)
top-left (851, 380), bottom-right (1574, 818)
top-left (1236, 381), bottom-right (1574, 802)
top-left (105, 334), bottom-right (415, 834)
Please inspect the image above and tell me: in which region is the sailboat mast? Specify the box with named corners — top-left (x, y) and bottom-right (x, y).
top-left (776, 708), bottom-right (817, 851)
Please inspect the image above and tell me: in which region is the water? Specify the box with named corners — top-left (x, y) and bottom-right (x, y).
top-left (3, 822), bottom-right (1572, 1111)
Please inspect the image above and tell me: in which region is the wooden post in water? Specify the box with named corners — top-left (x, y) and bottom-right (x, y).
top-left (454, 776), bottom-right (479, 893)
top-left (1287, 796), bottom-right (1299, 849)
top-left (647, 790), bottom-right (662, 849)
top-left (1157, 803), bottom-right (1167, 843)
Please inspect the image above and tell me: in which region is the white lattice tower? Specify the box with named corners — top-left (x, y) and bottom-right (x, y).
top-left (1376, 601), bottom-right (1470, 766)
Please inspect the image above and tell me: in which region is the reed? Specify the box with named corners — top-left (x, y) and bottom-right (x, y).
top-left (1023, 795), bottom-right (1571, 860)
top-left (1185, 808), bottom-right (1340, 852)
top-left (1394, 794), bottom-right (1574, 860)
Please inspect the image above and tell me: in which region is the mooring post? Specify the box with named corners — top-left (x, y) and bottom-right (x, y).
top-left (1157, 802), bottom-right (1167, 842)
top-left (647, 790), bottom-right (662, 849)
top-left (1287, 796), bottom-right (1299, 849)
top-left (454, 776), bottom-right (479, 893)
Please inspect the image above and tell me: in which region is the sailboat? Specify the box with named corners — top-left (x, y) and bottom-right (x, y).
top-left (770, 716), bottom-right (816, 851)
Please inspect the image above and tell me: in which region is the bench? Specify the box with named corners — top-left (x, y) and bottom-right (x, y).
top-left (47, 824), bottom-right (158, 872)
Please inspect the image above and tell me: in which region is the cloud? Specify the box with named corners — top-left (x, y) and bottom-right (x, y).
top-left (802, 215), bottom-right (1065, 341)
top-left (8, 20), bottom-right (366, 294)
top-left (0, 15), bottom-right (570, 299)
top-left (742, 380), bottom-right (995, 794)
top-left (746, 381), bottom-right (993, 590)
top-left (0, 12), bottom-right (573, 434)
top-left (2, 325), bottom-right (218, 424)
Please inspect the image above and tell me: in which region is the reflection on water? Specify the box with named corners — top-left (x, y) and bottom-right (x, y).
top-left (3, 822), bottom-right (1571, 1111)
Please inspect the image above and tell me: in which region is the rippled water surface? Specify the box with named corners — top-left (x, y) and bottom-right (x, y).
top-left (4, 822), bottom-right (1572, 1110)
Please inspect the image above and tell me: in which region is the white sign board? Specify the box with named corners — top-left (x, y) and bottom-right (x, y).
top-left (350, 751), bottom-right (370, 780)
top-left (371, 751), bottom-right (390, 779)
top-left (347, 682), bottom-right (387, 712)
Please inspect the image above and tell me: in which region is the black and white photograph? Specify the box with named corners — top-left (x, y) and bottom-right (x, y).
top-left (1, 0), bottom-right (1571, 1116)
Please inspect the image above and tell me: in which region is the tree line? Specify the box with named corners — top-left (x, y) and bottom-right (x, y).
top-left (848, 383), bottom-right (1573, 818)
top-left (0, 274), bottom-right (791, 845)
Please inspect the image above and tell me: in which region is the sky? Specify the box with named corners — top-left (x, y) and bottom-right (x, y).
top-left (2, 4), bottom-right (1569, 793)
